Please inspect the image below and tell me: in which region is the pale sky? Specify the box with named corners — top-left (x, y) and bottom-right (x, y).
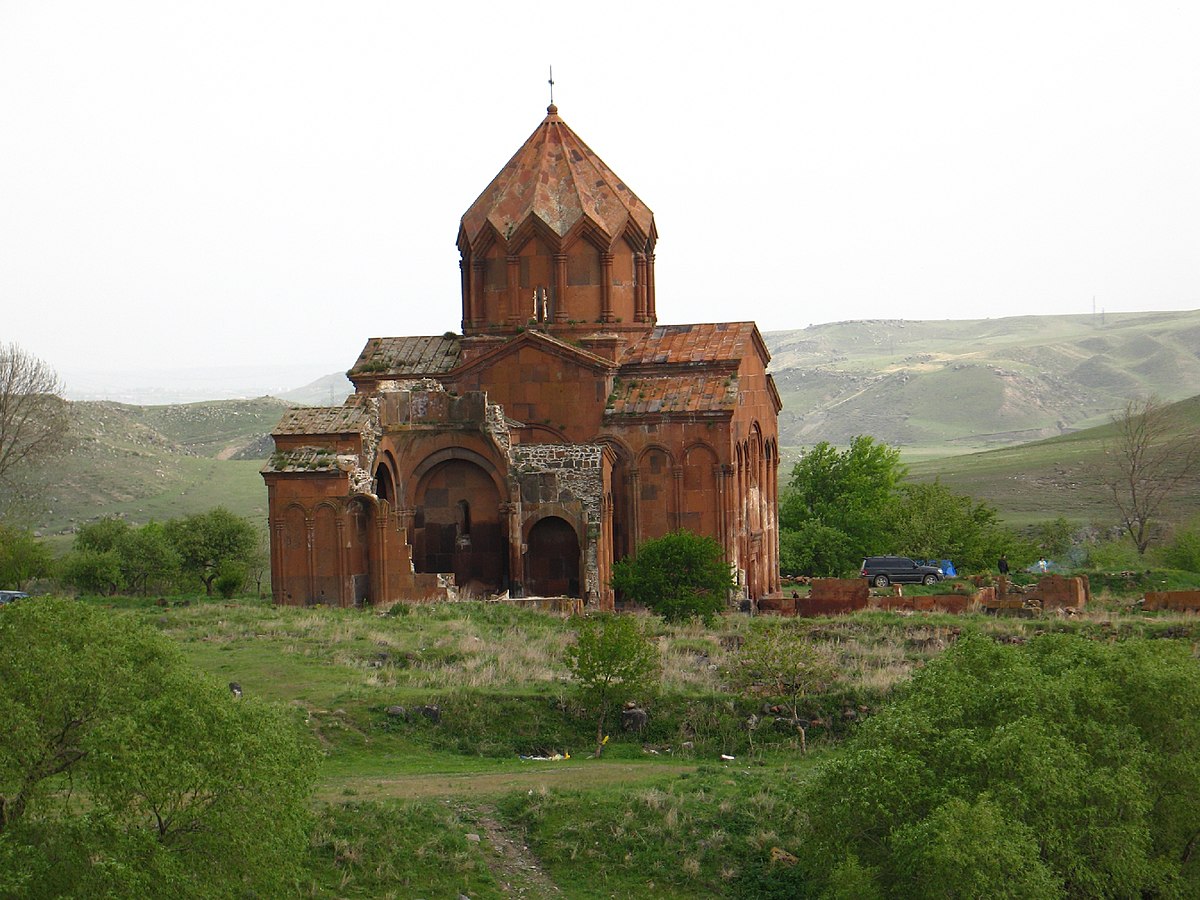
top-left (2, 1), bottom-right (1198, 384)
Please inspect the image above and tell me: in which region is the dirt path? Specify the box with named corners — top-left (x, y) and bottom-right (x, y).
top-left (460, 802), bottom-right (562, 897)
top-left (317, 761), bottom-right (695, 802)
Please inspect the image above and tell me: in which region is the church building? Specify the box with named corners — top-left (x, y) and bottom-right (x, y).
top-left (262, 104), bottom-right (781, 609)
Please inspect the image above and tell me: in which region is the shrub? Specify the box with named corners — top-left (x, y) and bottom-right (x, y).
top-left (611, 530), bottom-right (735, 622)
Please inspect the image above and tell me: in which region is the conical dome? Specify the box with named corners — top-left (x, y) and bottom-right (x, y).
top-left (460, 105), bottom-right (655, 252)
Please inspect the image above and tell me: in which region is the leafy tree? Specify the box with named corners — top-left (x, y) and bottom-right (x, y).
top-left (59, 518), bottom-right (131, 595)
top-left (564, 614), bottom-right (661, 757)
top-left (1161, 522), bottom-right (1200, 573)
top-left (0, 524), bottom-right (52, 590)
top-left (0, 598), bottom-right (316, 896)
top-left (116, 521), bottom-right (179, 595)
top-left (1031, 516), bottom-right (1074, 559)
top-left (884, 481), bottom-right (1024, 572)
top-left (0, 342), bottom-right (70, 488)
top-left (611, 530), bottom-right (735, 622)
top-left (778, 522), bottom-right (852, 578)
top-left (779, 437), bottom-right (904, 575)
top-left (786, 634), bottom-right (1200, 897)
top-left (1103, 395), bottom-right (1200, 555)
top-left (727, 622), bottom-right (836, 722)
top-left (165, 507), bottom-right (258, 596)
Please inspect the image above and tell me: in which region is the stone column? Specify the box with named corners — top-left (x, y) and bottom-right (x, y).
top-left (634, 252), bottom-right (648, 322)
top-left (335, 516), bottom-right (347, 606)
top-left (374, 509), bottom-right (389, 606)
top-left (460, 258), bottom-right (471, 331)
top-left (600, 251), bottom-right (614, 323)
top-left (553, 253), bottom-right (569, 323)
top-left (500, 501), bottom-right (523, 596)
top-left (270, 516), bottom-right (284, 605)
top-left (647, 253), bottom-right (657, 322)
top-left (672, 467), bottom-right (684, 531)
top-left (506, 255), bottom-right (521, 326)
top-left (304, 512), bottom-right (315, 606)
top-left (471, 259), bottom-right (485, 329)
top-left (628, 468), bottom-right (641, 553)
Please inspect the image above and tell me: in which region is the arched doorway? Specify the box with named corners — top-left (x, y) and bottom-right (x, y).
top-left (412, 458), bottom-right (505, 594)
top-left (525, 516), bottom-right (580, 597)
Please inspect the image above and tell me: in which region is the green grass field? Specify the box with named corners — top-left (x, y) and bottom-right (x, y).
top-left (74, 584), bottom-right (1200, 897)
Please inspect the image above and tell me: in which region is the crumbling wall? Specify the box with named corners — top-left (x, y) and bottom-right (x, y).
top-left (1144, 590), bottom-right (1200, 612)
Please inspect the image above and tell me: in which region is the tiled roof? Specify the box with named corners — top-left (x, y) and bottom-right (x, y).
top-left (606, 374), bottom-right (737, 416)
top-left (262, 446), bottom-right (344, 473)
top-left (620, 322), bottom-right (760, 367)
top-left (460, 105), bottom-right (654, 248)
top-left (349, 335), bottom-right (461, 378)
top-left (272, 406), bottom-right (367, 435)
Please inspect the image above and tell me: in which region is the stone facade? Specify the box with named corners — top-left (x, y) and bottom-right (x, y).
top-left (263, 105), bottom-right (781, 609)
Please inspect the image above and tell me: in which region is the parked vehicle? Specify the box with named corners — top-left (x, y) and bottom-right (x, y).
top-left (0, 591), bottom-right (29, 605)
top-left (859, 557), bottom-right (943, 587)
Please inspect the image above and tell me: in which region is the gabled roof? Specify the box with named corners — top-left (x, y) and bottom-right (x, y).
top-left (459, 105), bottom-right (654, 250)
top-left (272, 406), bottom-right (367, 436)
top-left (619, 322), bottom-right (770, 369)
top-left (451, 328), bottom-right (615, 380)
top-left (348, 336), bottom-right (461, 379)
top-left (605, 373), bottom-right (737, 417)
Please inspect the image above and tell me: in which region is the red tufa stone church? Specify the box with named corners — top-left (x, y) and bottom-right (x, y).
top-left (263, 104), bottom-right (781, 609)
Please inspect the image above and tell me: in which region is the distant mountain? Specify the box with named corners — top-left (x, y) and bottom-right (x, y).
top-left (764, 310), bottom-right (1200, 451)
top-left (7, 398), bottom-right (288, 543)
top-left (278, 372), bottom-right (354, 406)
top-left (905, 393), bottom-right (1200, 527)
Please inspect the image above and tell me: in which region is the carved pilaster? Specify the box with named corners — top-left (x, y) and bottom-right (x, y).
top-left (600, 252), bottom-right (614, 322)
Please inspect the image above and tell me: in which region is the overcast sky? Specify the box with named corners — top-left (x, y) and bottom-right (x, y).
top-left (2, 1), bottom-right (1197, 383)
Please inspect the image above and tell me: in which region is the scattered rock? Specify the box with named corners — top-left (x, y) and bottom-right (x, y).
top-left (770, 847), bottom-right (798, 866)
top-left (465, 833), bottom-right (481, 843)
top-left (228, 682), bottom-right (242, 699)
top-left (620, 705), bottom-right (648, 732)
top-left (385, 705), bottom-right (408, 719)
top-left (419, 704), bottom-right (441, 724)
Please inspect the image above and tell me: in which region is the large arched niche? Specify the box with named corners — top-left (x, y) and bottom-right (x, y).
top-left (524, 515), bottom-right (580, 598)
top-left (682, 442), bottom-right (720, 540)
top-left (312, 503), bottom-right (340, 604)
top-left (637, 444), bottom-right (675, 543)
top-left (279, 504), bottom-right (308, 605)
top-left (411, 456), bottom-right (505, 594)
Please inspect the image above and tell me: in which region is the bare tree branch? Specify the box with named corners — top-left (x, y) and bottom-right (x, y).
top-left (1104, 396), bottom-right (1200, 555)
top-left (0, 342), bottom-right (70, 486)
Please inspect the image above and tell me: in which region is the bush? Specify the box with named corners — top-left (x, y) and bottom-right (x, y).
top-left (0, 598), bottom-right (317, 896)
top-left (611, 530), bottom-right (735, 622)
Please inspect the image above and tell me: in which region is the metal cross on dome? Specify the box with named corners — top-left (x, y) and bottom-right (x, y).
top-left (548, 66), bottom-right (554, 105)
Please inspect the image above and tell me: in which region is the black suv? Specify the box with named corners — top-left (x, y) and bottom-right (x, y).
top-left (860, 557), bottom-right (943, 587)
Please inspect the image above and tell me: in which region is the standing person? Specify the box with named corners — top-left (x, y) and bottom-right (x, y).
top-left (998, 554), bottom-right (1009, 576)
top-left (1038, 556), bottom-right (1048, 573)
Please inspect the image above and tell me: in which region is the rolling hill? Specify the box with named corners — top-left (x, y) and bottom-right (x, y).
top-left (905, 394), bottom-right (1200, 527)
top-left (6, 397), bottom-right (289, 546)
top-left (7, 310), bottom-right (1199, 543)
top-left (765, 309), bottom-right (1200, 452)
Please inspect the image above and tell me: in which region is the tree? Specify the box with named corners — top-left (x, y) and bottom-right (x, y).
top-left (727, 622), bottom-right (836, 721)
top-left (786, 634), bottom-right (1200, 897)
top-left (60, 517), bottom-right (131, 595)
top-left (779, 437), bottom-right (904, 576)
top-left (0, 598), bottom-right (316, 896)
top-left (1104, 396), bottom-right (1200, 556)
top-left (884, 481), bottom-right (1025, 572)
top-left (0, 525), bottom-right (52, 590)
top-left (726, 623), bottom-right (836, 753)
top-left (116, 522), bottom-right (179, 595)
top-left (564, 614), bottom-right (661, 757)
top-left (610, 530), bottom-right (735, 622)
top-left (165, 507), bottom-right (258, 596)
top-left (0, 342), bottom-right (70, 488)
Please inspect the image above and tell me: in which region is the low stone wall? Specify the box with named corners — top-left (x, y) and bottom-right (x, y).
top-left (1033, 574), bottom-right (1089, 611)
top-left (873, 594), bottom-right (970, 614)
top-left (1144, 590), bottom-right (1200, 612)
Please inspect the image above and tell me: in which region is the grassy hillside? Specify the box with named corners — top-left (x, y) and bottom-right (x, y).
top-left (77, 593), bottom-right (1200, 897)
top-left (907, 394), bottom-right (1200, 526)
top-left (766, 309), bottom-right (1200, 452)
top-left (7, 397), bottom-right (288, 545)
